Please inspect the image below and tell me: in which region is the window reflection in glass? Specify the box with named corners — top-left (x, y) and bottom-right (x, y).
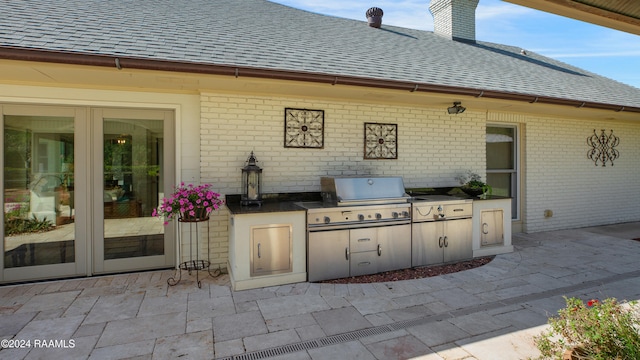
top-left (103, 118), bottom-right (164, 260)
top-left (486, 126), bottom-right (518, 219)
top-left (3, 116), bottom-right (75, 268)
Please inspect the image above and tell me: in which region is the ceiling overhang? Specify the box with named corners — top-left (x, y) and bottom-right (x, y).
top-left (1, 54), bottom-right (639, 123)
top-left (505, 0), bottom-right (640, 35)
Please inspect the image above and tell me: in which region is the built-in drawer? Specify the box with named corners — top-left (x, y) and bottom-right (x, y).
top-left (350, 251), bottom-right (378, 277)
top-left (349, 228), bottom-right (378, 252)
top-left (443, 203), bottom-right (473, 219)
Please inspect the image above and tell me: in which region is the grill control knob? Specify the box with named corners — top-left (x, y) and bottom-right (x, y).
top-left (402, 211), bottom-right (410, 218)
top-left (392, 212), bottom-right (399, 219)
top-left (324, 216), bottom-right (330, 224)
top-left (375, 213), bottom-right (382, 220)
top-left (358, 214), bottom-right (365, 221)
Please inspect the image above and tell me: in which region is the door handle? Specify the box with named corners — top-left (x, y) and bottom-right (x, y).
top-left (438, 236), bottom-right (443, 248)
top-left (377, 244), bottom-right (382, 256)
top-left (357, 238), bottom-right (371, 242)
top-left (345, 247), bottom-right (349, 261)
top-left (482, 223), bottom-right (489, 234)
top-left (443, 236), bottom-right (448, 247)
top-left (257, 243), bottom-right (261, 258)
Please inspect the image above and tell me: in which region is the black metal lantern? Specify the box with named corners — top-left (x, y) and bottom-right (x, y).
top-left (241, 151), bottom-right (262, 206)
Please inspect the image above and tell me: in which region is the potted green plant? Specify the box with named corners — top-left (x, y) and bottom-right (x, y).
top-left (152, 182), bottom-right (224, 224)
top-left (455, 170), bottom-right (492, 198)
top-left (535, 297), bottom-right (640, 360)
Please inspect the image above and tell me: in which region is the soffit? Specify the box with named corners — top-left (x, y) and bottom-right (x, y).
top-left (505, 0), bottom-right (640, 35)
top-left (1, 59), bottom-right (637, 123)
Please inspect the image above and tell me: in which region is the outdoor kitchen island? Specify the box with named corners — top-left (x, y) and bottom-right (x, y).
top-left (226, 195), bottom-right (311, 291)
top-left (226, 184), bottom-right (512, 289)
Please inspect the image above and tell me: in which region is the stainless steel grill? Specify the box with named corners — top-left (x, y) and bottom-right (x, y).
top-left (300, 176), bottom-right (412, 282)
top-left (320, 176), bottom-right (411, 207)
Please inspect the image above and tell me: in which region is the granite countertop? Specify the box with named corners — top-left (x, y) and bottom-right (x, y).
top-left (226, 201), bottom-right (306, 215)
top-left (472, 195), bottom-right (511, 201)
top-left (225, 190), bottom-right (510, 215)
top-left (225, 193), bottom-right (320, 215)
top-left (406, 187), bottom-right (510, 201)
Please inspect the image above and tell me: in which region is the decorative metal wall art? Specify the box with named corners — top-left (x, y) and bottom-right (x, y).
top-left (587, 129), bottom-right (620, 167)
top-left (364, 122), bottom-right (397, 159)
top-left (284, 108), bottom-right (324, 148)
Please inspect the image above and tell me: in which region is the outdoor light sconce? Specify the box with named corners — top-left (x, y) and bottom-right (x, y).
top-left (447, 102), bottom-right (466, 114)
top-left (241, 151), bottom-right (263, 206)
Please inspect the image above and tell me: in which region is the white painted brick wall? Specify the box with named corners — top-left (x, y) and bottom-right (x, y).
top-left (201, 93), bottom-right (486, 194)
top-left (199, 92), bottom-right (486, 267)
top-left (523, 115), bottom-right (640, 232)
top-left (196, 93), bottom-right (640, 267)
top-left (429, 0), bottom-right (479, 41)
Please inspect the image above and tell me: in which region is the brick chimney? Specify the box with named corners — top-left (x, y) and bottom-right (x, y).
top-left (429, 0), bottom-right (479, 43)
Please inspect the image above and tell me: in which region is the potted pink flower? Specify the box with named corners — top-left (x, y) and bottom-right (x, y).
top-left (152, 182), bottom-right (224, 224)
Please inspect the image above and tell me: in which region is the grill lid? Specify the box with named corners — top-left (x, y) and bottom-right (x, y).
top-left (321, 176), bottom-right (409, 205)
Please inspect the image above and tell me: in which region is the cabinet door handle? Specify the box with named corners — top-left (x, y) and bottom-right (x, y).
top-left (257, 243), bottom-right (261, 258)
top-left (438, 236), bottom-right (443, 248)
top-left (357, 238), bottom-right (371, 242)
top-left (482, 223), bottom-right (489, 234)
top-left (345, 247), bottom-right (349, 261)
top-left (443, 236), bottom-right (448, 248)
top-left (377, 244), bottom-right (382, 256)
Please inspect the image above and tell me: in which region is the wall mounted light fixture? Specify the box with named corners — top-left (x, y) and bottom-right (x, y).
top-left (447, 101), bottom-right (466, 114)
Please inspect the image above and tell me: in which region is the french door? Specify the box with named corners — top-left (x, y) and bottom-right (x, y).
top-left (92, 108), bottom-right (175, 274)
top-left (1, 105), bottom-right (175, 283)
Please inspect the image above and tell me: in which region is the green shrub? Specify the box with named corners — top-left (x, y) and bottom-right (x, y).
top-left (4, 212), bottom-right (54, 236)
top-left (535, 297), bottom-right (640, 360)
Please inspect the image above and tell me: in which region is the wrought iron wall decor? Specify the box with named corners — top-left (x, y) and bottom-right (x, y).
top-left (284, 108), bottom-right (324, 148)
top-left (587, 129), bottom-right (620, 167)
top-left (364, 122), bottom-right (397, 159)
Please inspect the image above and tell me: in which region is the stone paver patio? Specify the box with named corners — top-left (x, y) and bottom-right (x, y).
top-left (1, 222), bottom-right (639, 359)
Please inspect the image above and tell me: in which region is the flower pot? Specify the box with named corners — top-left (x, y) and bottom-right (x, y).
top-left (179, 207), bottom-right (209, 222)
top-left (460, 186), bottom-right (484, 197)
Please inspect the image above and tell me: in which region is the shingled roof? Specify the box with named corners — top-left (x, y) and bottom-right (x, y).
top-left (1, 0), bottom-right (639, 111)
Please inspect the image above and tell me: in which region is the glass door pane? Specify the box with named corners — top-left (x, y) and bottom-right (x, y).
top-left (94, 109), bottom-right (175, 274)
top-left (3, 115), bottom-right (75, 268)
top-left (486, 126), bottom-right (518, 219)
top-left (486, 127), bottom-right (515, 170)
top-left (103, 118), bottom-right (164, 259)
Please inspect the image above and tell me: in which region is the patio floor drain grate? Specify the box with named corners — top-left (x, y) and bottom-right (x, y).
top-left (216, 326), bottom-right (396, 360)
top-left (216, 269), bottom-right (640, 360)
